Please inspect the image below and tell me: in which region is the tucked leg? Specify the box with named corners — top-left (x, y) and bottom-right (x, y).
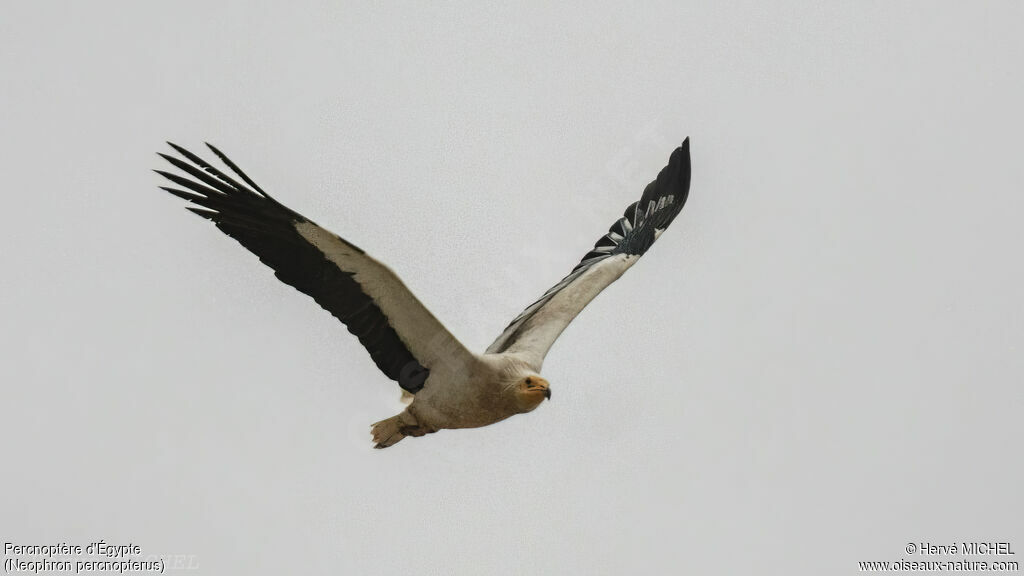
top-left (370, 409), bottom-right (420, 449)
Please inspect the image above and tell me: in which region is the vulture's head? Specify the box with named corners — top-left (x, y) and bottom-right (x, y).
top-left (513, 375), bottom-right (551, 412)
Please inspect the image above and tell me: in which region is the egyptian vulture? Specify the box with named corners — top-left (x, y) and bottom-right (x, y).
top-left (155, 139), bottom-right (691, 448)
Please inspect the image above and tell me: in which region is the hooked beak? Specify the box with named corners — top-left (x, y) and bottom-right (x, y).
top-left (543, 388), bottom-right (551, 400)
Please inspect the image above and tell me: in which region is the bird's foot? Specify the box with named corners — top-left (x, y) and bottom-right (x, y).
top-left (370, 410), bottom-right (423, 449)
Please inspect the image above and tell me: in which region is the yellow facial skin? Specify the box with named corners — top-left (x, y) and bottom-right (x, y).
top-left (515, 376), bottom-right (551, 411)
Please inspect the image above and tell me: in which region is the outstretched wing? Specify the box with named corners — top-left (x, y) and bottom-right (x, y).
top-left (486, 139), bottom-right (691, 370)
top-left (155, 143), bottom-right (476, 393)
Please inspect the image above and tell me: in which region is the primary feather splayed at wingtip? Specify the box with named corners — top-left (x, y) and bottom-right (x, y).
top-left (165, 141), bottom-right (260, 198)
top-left (157, 144), bottom-right (262, 199)
top-left (203, 141), bottom-right (272, 199)
top-left (154, 143), bottom-right (309, 233)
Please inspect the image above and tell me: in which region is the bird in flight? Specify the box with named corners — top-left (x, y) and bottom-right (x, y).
top-left (155, 138), bottom-right (691, 448)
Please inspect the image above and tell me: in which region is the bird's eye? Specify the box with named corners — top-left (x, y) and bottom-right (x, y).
top-left (525, 378), bottom-right (532, 385)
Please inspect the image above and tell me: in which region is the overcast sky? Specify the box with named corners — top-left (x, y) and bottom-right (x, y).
top-left (2, 2), bottom-right (1022, 574)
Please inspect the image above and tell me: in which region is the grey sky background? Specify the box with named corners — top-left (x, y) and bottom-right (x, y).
top-left (2, 2), bottom-right (1021, 574)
